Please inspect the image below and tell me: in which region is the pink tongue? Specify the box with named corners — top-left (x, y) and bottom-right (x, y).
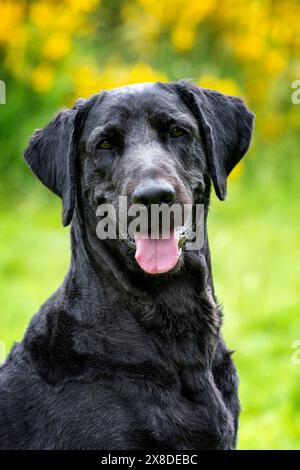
top-left (135, 232), bottom-right (180, 274)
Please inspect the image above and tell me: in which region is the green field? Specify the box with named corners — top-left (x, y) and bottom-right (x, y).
top-left (1, 134), bottom-right (299, 449)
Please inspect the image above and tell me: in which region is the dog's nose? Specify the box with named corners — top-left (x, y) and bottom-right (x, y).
top-left (132, 181), bottom-right (176, 206)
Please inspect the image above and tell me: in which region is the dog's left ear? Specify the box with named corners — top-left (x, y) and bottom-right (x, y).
top-left (167, 80), bottom-right (254, 200)
top-left (24, 98), bottom-right (88, 226)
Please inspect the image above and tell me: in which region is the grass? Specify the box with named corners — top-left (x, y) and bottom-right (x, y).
top-left (0, 141), bottom-right (299, 449)
top-left (210, 172), bottom-right (300, 449)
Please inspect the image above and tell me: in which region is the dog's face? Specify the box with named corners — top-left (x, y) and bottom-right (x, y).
top-left (24, 80), bottom-right (254, 277)
top-left (80, 83), bottom-right (207, 274)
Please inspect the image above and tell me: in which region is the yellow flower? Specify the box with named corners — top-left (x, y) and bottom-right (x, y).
top-left (0, 0), bottom-right (25, 44)
top-left (4, 26), bottom-right (27, 77)
top-left (30, 1), bottom-right (54, 29)
top-left (72, 62), bottom-right (168, 99)
top-left (30, 0), bottom-right (94, 33)
top-left (199, 75), bottom-right (241, 96)
top-left (55, 10), bottom-right (80, 33)
top-left (264, 50), bottom-right (287, 75)
top-left (181, 0), bottom-right (216, 25)
top-left (172, 25), bottom-right (196, 51)
top-left (126, 63), bottom-right (167, 84)
top-left (233, 34), bottom-right (265, 62)
top-left (43, 33), bottom-right (71, 61)
top-left (31, 64), bottom-right (55, 93)
top-left (138, 0), bottom-right (177, 25)
top-left (65, 0), bottom-right (99, 13)
top-left (72, 65), bottom-right (102, 98)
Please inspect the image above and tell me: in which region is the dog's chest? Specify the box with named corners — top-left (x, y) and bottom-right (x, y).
top-left (84, 343), bottom-right (231, 450)
top-left (105, 361), bottom-right (230, 449)
top-left (24, 306), bottom-right (232, 449)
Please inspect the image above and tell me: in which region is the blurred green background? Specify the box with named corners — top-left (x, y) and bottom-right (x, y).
top-left (0, 0), bottom-right (300, 449)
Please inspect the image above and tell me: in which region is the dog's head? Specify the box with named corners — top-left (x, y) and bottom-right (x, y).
top-left (24, 80), bottom-right (254, 277)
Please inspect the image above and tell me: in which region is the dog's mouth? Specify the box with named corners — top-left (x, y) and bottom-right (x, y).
top-left (119, 224), bottom-right (192, 275)
top-left (134, 231), bottom-right (180, 274)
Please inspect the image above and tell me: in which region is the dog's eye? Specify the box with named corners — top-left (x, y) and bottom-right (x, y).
top-left (97, 139), bottom-right (113, 150)
top-left (170, 126), bottom-right (185, 138)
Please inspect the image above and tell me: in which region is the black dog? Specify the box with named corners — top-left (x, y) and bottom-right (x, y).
top-left (0, 80), bottom-right (254, 450)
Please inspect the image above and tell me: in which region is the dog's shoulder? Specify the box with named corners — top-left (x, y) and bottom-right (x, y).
top-left (0, 337), bottom-right (152, 449)
top-left (0, 341), bottom-right (45, 449)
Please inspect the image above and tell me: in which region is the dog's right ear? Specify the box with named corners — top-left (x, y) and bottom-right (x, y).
top-left (24, 98), bottom-right (89, 226)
